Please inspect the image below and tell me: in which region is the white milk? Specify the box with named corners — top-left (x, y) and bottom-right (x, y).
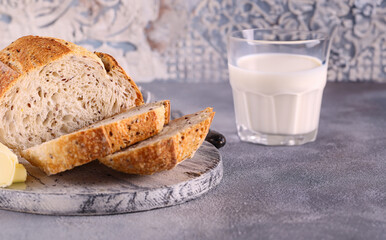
top-left (229, 53), bottom-right (327, 135)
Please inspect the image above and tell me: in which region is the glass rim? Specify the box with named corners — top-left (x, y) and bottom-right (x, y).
top-left (229, 28), bottom-right (330, 44)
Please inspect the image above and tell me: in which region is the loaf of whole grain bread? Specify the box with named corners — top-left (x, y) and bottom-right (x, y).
top-left (21, 101), bottom-right (170, 175)
top-left (0, 36), bottom-right (143, 152)
top-left (1, 35), bottom-right (216, 177)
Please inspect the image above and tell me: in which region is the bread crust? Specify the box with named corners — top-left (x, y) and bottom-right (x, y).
top-left (99, 108), bottom-right (215, 175)
top-left (94, 52), bottom-right (143, 106)
top-left (0, 61), bottom-right (19, 98)
top-left (43, 127), bottom-right (111, 175)
top-left (162, 100), bottom-right (171, 125)
top-left (21, 101), bottom-right (170, 175)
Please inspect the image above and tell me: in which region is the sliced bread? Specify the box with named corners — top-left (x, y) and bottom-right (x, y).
top-left (21, 101), bottom-right (170, 175)
top-left (99, 108), bottom-right (215, 175)
top-left (0, 36), bottom-right (143, 152)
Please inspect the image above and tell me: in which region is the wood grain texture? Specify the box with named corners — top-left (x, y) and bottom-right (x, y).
top-left (0, 141), bottom-right (222, 215)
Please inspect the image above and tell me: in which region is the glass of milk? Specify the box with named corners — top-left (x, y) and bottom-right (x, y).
top-left (228, 29), bottom-right (333, 145)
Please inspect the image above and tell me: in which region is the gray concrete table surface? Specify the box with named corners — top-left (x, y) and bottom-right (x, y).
top-left (1, 82), bottom-right (386, 240)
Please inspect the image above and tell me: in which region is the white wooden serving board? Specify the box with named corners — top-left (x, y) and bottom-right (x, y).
top-left (0, 141), bottom-right (223, 215)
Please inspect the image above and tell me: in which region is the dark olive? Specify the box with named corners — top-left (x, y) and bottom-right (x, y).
top-left (205, 129), bottom-right (226, 149)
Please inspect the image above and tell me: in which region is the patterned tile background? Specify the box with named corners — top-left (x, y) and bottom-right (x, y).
top-left (0, 0), bottom-right (385, 82)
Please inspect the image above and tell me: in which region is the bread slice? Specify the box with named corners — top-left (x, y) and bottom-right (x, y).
top-left (99, 108), bottom-right (215, 175)
top-left (21, 101), bottom-right (170, 175)
top-left (0, 36), bottom-right (143, 152)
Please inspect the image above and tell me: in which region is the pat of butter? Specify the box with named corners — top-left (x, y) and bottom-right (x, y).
top-left (0, 143), bottom-right (27, 187)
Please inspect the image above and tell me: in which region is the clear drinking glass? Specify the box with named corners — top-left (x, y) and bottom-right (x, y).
top-left (228, 29), bottom-right (333, 145)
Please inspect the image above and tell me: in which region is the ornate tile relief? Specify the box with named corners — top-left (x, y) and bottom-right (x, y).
top-left (0, 0), bottom-right (385, 82)
top-left (169, 0), bottom-right (386, 82)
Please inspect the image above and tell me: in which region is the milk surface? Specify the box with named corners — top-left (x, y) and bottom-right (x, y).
top-left (229, 53), bottom-right (327, 135)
